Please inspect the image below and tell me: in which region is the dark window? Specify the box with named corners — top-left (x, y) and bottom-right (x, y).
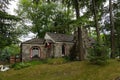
top-left (45, 43), bottom-right (51, 48)
top-left (62, 44), bottom-right (65, 55)
top-left (45, 43), bottom-right (48, 48)
top-left (32, 47), bottom-right (39, 50)
top-left (48, 43), bottom-right (51, 48)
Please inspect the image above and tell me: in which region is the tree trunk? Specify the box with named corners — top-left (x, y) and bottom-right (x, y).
top-left (92, 0), bottom-right (100, 42)
top-left (74, 0), bottom-right (84, 60)
top-left (109, 0), bottom-right (115, 58)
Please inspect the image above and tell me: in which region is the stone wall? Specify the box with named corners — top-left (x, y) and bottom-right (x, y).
top-left (21, 44), bottom-right (47, 61)
top-left (53, 42), bottom-right (74, 57)
top-left (21, 42), bottom-right (74, 61)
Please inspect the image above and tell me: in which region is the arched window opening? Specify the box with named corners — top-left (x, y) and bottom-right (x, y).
top-left (31, 46), bottom-right (40, 58)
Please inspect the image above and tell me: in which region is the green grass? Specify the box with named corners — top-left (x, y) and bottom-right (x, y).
top-left (0, 59), bottom-right (120, 80)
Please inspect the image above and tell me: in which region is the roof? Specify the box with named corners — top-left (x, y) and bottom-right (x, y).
top-left (22, 38), bottom-right (44, 44)
top-left (46, 32), bottom-right (74, 42)
top-left (45, 39), bottom-right (53, 43)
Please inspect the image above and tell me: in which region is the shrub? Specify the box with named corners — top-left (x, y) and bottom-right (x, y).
top-left (0, 50), bottom-right (10, 63)
top-left (88, 43), bottom-right (109, 65)
top-left (11, 62), bottom-right (31, 70)
top-left (11, 57), bottom-right (70, 69)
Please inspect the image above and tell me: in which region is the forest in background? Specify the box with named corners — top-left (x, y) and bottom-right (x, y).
top-left (0, 0), bottom-right (120, 63)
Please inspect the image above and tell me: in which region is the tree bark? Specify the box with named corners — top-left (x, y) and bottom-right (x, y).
top-left (74, 0), bottom-right (84, 60)
top-left (109, 0), bottom-right (115, 58)
top-left (92, 0), bottom-right (100, 42)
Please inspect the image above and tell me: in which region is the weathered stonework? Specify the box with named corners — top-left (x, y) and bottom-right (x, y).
top-left (21, 43), bottom-right (47, 61)
top-left (21, 32), bottom-right (74, 61)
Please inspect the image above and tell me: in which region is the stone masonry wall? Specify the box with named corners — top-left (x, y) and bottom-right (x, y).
top-left (22, 44), bottom-right (47, 61)
top-left (22, 42), bottom-right (74, 61)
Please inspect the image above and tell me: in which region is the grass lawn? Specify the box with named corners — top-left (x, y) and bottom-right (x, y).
top-left (0, 59), bottom-right (120, 80)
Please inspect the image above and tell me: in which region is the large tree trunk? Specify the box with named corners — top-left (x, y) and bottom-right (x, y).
top-left (74, 0), bottom-right (84, 60)
top-left (109, 0), bottom-right (115, 58)
top-left (92, 0), bottom-right (100, 42)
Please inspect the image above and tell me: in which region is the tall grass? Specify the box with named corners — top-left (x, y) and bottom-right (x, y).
top-left (11, 57), bottom-right (70, 70)
top-left (0, 59), bottom-right (120, 80)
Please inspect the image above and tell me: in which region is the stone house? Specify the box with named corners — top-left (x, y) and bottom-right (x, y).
top-left (21, 32), bottom-right (74, 61)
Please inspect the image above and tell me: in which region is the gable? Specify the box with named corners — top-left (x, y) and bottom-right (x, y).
top-left (44, 33), bottom-right (55, 43)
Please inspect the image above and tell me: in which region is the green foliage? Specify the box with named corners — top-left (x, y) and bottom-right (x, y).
top-left (88, 43), bottom-right (109, 65)
top-left (3, 44), bottom-right (20, 56)
top-left (0, 0), bottom-right (21, 49)
top-left (16, 0), bottom-right (119, 61)
top-left (0, 44), bottom-right (20, 62)
top-left (11, 57), bottom-right (70, 70)
top-left (0, 11), bottom-right (21, 49)
top-left (114, 2), bottom-right (120, 57)
top-left (17, 0), bottom-right (73, 38)
top-left (11, 60), bottom-right (46, 70)
top-left (0, 51), bottom-right (10, 62)
top-left (11, 62), bottom-right (31, 70)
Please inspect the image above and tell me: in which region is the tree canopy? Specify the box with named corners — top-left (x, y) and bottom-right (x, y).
top-left (13, 0), bottom-right (120, 60)
top-left (0, 0), bottom-right (21, 49)
top-left (0, 0), bottom-right (119, 64)
top-left (17, 0), bottom-right (74, 38)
